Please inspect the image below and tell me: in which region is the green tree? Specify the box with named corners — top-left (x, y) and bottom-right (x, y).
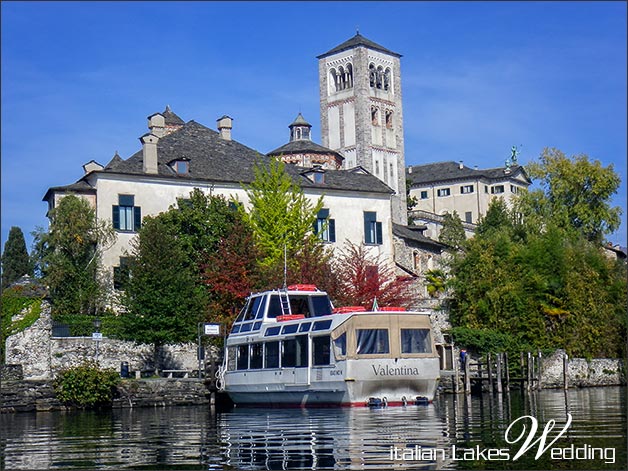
top-left (1, 226), bottom-right (33, 288)
top-left (33, 195), bottom-right (114, 318)
top-left (525, 148), bottom-right (622, 243)
top-left (121, 215), bottom-right (205, 371)
top-left (241, 158), bottom-right (324, 277)
top-left (438, 211), bottom-right (466, 250)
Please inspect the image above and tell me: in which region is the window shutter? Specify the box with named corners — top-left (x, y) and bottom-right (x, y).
top-left (329, 219), bottom-right (336, 242)
top-left (134, 206), bottom-right (142, 231)
top-left (364, 217), bottom-right (372, 244)
top-left (376, 221), bottom-right (383, 245)
top-left (112, 205), bottom-right (120, 229)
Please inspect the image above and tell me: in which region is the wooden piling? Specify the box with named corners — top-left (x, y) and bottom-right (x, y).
top-left (526, 352), bottom-right (532, 390)
top-left (464, 355), bottom-right (470, 395)
top-left (537, 351), bottom-right (543, 390)
top-left (504, 352), bottom-right (510, 390)
top-left (487, 353), bottom-right (494, 394)
top-left (496, 353), bottom-right (503, 394)
top-left (563, 353), bottom-right (569, 390)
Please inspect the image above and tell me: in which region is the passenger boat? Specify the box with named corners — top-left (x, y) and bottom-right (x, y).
top-left (218, 284), bottom-right (440, 407)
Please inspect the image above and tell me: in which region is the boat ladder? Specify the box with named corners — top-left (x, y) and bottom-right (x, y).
top-left (279, 288), bottom-right (292, 316)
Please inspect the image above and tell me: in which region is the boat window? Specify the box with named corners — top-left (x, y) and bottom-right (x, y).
top-left (289, 296), bottom-right (310, 317)
top-left (313, 335), bottom-right (331, 366)
top-left (299, 322), bottom-right (312, 332)
top-left (401, 329), bottom-right (432, 354)
top-left (227, 347), bottom-right (237, 371)
top-left (313, 319), bottom-right (332, 331)
top-left (250, 343), bottom-right (263, 369)
top-left (253, 321), bottom-right (262, 331)
top-left (282, 335), bottom-right (308, 368)
top-left (245, 296), bottom-right (264, 321)
top-left (311, 295), bottom-right (333, 316)
top-left (333, 333), bottom-right (346, 359)
top-left (356, 329), bottom-right (390, 354)
top-left (281, 324), bottom-right (299, 335)
top-left (235, 300), bottom-right (249, 323)
top-left (231, 324), bottom-right (241, 334)
top-left (240, 323), bottom-right (253, 333)
top-left (265, 326), bottom-right (281, 337)
top-left (254, 296), bottom-right (267, 319)
top-left (236, 344), bottom-right (249, 370)
top-left (267, 295), bottom-right (283, 319)
top-left (264, 341), bottom-right (280, 368)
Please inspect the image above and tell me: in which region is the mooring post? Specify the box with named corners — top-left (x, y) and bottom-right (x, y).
top-left (453, 346), bottom-right (460, 394)
top-left (527, 352), bottom-right (532, 390)
top-left (520, 352), bottom-right (525, 391)
top-left (504, 352), bottom-right (510, 390)
top-left (496, 353), bottom-right (503, 394)
top-left (563, 353), bottom-right (569, 390)
top-left (537, 351), bottom-right (543, 390)
top-left (464, 355), bottom-right (470, 395)
top-left (487, 353), bottom-right (494, 394)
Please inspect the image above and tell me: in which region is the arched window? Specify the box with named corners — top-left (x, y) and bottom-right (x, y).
top-left (385, 110), bottom-right (393, 128)
top-left (369, 63), bottom-right (376, 88)
top-left (295, 128), bottom-right (302, 139)
top-left (413, 251), bottom-right (421, 272)
top-left (338, 66), bottom-right (346, 90)
top-left (346, 63), bottom-right (353, 88)
top-left (329, 68), bottom-right (339, 92)
top-left (376, 66), bottom-right (384, 89)
top-left (371, 106), bottom-right (379, 126)
top-left (384, 68), bottom-right (391, 91)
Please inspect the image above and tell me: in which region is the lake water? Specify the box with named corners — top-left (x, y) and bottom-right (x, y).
top-left (1, 387), bottom-right (625, 470)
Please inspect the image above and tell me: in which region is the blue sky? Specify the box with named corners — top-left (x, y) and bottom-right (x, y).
top-left (2, 1), bottom-right (626, 251)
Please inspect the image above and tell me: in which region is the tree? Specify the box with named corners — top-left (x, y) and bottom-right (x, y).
top-left (121, 215), bottom-right (205, 371)
top-left (525, 148), bottom-right (622, 243)
top-left (438, 211), bottom-right (466, 250)
top-left (331, 241), bottom-right (413, 309)
top-left (33, 195), bottom-right (114, 318)
top-left (1, 226), bottom-right (33, 288)
top-left (241, 158), bottom-right (324, 277)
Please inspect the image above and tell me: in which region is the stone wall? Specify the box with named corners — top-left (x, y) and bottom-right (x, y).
top-left (5, 301), bottom-right (199, 380)
top-left (540, 349), bottom-right (625, 388)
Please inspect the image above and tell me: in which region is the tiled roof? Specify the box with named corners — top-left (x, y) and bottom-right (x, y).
top-left (290, 113), bottom-right (311, 128)
top-left (406, 161), bottom-right (531, 187)
top-left (42, 180), bottom-right (95, 202)
top-left (53, 120), bottom-right (391, 195)
top-left (163, 105), bottom-right (185, 125)
top-left (392, 223), bottom-right (445, 250)
top-left (318, 33), bottom-right (401, 59)
top-left (267, 139), bottom-right (344, 160)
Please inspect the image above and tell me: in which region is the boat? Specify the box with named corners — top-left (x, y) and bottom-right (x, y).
top-left (218, 284), bottom-right (440, 407)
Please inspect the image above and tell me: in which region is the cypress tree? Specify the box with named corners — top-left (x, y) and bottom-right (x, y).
top-left (1, 226), bottom-right (33, 288)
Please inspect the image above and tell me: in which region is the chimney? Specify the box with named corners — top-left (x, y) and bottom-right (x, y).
top-left (408, 166), bottom-right (413, 174)
top-left (459, 160), bottom-right (464, 169)
top-left (140, 133), bottom-right (159, 174)
top-left (147, 113), bottom-right (166, 138)
top-left (217, 115), bottom-right (233, 141)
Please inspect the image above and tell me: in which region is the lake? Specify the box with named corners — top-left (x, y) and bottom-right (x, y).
top-left (1, 387), bottom-right (625, 470)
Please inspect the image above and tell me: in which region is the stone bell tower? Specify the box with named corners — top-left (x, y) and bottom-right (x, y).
top-left (318, 32), bottom-right (408, 225)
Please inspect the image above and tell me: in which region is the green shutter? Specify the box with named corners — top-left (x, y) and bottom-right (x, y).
top-left (376, 221), bottom-right (383, 245)
top-left (329, 219), bottom-right (336, 242)
top-left (112, 205), bottom-right (120, 229)
top-left (134, 206), bottom-right (142, 231)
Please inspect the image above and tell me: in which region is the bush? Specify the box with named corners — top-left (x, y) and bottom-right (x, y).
top-left (53, 361), bottom-right (120, 408)
top-left (1, 286), bottom-right (43, 363)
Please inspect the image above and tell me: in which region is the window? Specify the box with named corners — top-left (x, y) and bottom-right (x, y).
top-left (461, 185), bottom-right (474, 194)
top-left (437, 188), bottom-right (451, 197)
top-left (420, 191), bottom-right (428, 200)
top-left (465, 211), bottom-right (473, 224)
top-left (266, 295), bottom-right (283, 319)
top-left (364, 211), bottom-right (383, 245)
top-left (314, 208), bottom-right (336, 243)
top-left (112, 195), bottom-right (141, 232)
top-left (485, 185), bottom-right (489, 193)
top-left (311, 296), bottom-right (333, 317)
top-left (282, 335), bottom-right (308, 368)
top-left (244, 296), bottom-right (266, 321)
top-left (264, 341), bottom-right (280, 368)
top-left (401, 329), bottom-right (432, 354)
top-left (175, 160), bottom-right (189, 174)
top-left (313, 336), bottom-right (331, 366)
top-left (511, 185), bottom-right (519, 194)
top-left (313, 319), bottom-right (332, 331)
top-left (383, 68), bottom-right (391, 91)
top-left (385, 110), bottom-right (393, 128)
top-left (236, 344), bottom-right (249, 370)
top-left (369, 63), bottom-right (376, 87)
top-left (371, 106), bottom-right (379, 126)
top-left (333, 333), bottom-right (346, 359)
top-left (113, 257), bottom-right (131, 290)
top-left (250, 343), bottom-right (263, 369)
top-left (356, 329), bottom-right (389, 354)
top-left (491, 185), bottom-right (505, 194)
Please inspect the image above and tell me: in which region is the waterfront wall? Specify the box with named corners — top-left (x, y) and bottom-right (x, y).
top-left (0, 379), bottom-right (212, 413)
top-left (5, 301), bottom-right (199, 380)
top-left (540, 349), bottom-right (625, 388)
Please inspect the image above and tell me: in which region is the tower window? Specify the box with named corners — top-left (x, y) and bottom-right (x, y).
top-left (369, 63), bottom-right (376, 87)
top-left (371, 106), bottom-right (379, 126)
top-left (384, 68), bottom-right (391, 91)
top-left (376, 66), bottom-right (384, 89)
top-left (385, 110), bottom-right (393, 128)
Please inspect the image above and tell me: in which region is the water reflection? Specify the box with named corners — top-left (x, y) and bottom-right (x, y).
top-left (0, 387), bottom-right (625, 470)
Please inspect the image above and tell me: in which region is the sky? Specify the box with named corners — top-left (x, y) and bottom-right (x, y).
top-left (2, 1), bottom-right (627, 252)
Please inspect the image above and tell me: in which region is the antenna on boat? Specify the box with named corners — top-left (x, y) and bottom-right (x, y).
top-left (283, 244), bottom-right (288, 290)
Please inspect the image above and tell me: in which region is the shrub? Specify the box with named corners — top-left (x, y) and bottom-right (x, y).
top-left (53, 361), bottom-right (120, 408)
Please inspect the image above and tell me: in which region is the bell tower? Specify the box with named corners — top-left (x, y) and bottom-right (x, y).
top-left (318, 33), bottom-right (408, 225)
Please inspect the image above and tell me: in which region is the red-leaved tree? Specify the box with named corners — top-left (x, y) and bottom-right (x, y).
top-left (331, 241), bottom-right (414, 309)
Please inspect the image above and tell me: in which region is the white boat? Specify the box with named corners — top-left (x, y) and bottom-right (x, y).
top-left (218, 284), bottom-right (440, 407)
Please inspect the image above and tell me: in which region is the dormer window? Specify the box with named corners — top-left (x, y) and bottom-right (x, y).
top-left (172, 159), bottom-right (189, 175)
top-left (302, 167), bottom-right (326, 184)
